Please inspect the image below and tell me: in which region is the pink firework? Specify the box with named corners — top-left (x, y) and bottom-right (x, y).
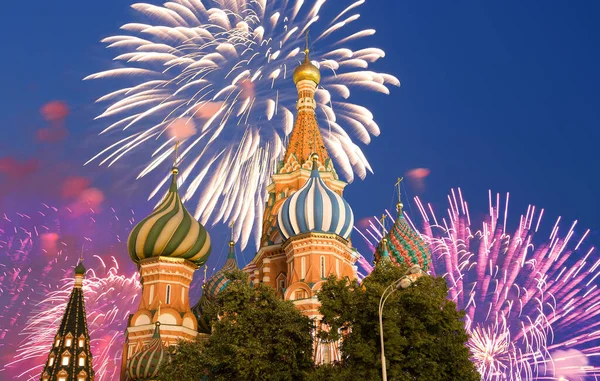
top-left (359, 189), bottom-right (599, 380)
top-left (0, 205), bottom-right (140, 381)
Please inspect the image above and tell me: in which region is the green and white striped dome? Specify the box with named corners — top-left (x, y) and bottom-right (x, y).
top-left (128, 167), bottom-right (211, 266)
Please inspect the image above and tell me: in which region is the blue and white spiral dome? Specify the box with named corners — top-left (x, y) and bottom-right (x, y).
top-left (277, 155), bottom-right (354, 240)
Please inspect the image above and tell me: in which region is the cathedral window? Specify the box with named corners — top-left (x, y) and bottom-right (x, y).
top-left (48, 354), bottom-right (55, 367)
top-left (61, 351), bottom-right (70, 366)
top-left (320, 256), bottom-right (326, 279)
top-left (78, 352), bottom-right (86, 367)
top-left (65, 333), bottom-right (73, 347)
top-left (149, 285), bottom-right (155, 304)
top-left (301, 257), bottom-right (306, 280)
top-left (78, 335), bottom-right (85, 348)
top-left (77, 371), bottom-right (87, 381)
top-left (181, 287), bottom-right (185, 303)
top-left (57, 370), bottom-right (68, 381)
top-left (54, 337), bottom-right (60, 347)
top-left (295, 290), bottom-right (306, 300)
top-left (166, 284), bottom-right (172, 304)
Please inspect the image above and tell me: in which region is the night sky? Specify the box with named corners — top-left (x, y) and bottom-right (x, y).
top-left (1, 0), bottom-right (598, 265)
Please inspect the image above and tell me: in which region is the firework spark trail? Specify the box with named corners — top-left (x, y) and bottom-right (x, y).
top-left (360, 189), bottom-right (600, 380)
top-left (85, 0), bottom-right (399, 249)
top-left (6, 256), bottom-right (140, 381)
top-left (0, 206), bottom-right (140, 381)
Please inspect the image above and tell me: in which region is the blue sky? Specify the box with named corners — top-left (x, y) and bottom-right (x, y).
top-left (0, 0), bottom-right (598, 264)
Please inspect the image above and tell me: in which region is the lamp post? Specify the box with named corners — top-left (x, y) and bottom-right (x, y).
top-left (378, 264), bottom-right (422, 381)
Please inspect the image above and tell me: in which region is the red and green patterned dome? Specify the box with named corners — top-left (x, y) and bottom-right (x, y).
top-left (374, 203), bottom-right (431, 271)
top-left (127, 322), bottom-right (165, 380)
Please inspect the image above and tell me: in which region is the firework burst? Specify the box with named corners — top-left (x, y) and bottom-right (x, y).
top-left (0, 205), bottom-right (140, 381)
top-left (85, 0), bottom-right (399, 249)
top-left (360, 189), bottom-right (600, 380)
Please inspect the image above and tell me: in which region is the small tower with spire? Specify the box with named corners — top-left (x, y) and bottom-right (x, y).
top-left (257, 33), bottom-right (347, 250)
top-left (374, 178), bottom-right (431, 270)
top-left (40, 258), bottom-right (95, 381)
top-left (121, 154), bottom-right (212, 379)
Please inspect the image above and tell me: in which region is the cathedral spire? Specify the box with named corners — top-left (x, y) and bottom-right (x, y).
top-left (40, 259), bottom-right (95, 381)
top-left (284, 35), bottom-right (330, 170)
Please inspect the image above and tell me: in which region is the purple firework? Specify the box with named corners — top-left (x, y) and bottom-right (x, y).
top-left (359, 189), bottom-right (599, 380)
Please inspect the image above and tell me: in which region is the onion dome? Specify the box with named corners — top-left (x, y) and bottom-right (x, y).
top-left (74, 259), bottom-right (86, 275)
top-left (293, 48), bottom-right (321, 85)
top-left (374, 202), bottom-right (431, 271)
top-left (127, 322), bottom-right (165, 380)
top-left (204, 239), bottom-right (238, 301)
top-left (128, 167), bottom-right (211, 267)
top-left (192, 295), bottom-right (212, 334)
top-left (277, 155), bottom-right (354, 240)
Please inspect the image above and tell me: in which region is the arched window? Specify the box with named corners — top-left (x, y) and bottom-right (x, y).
top-left (48, 354), bottom-right (55, 367)
top-left (149, 285), bottom-right (155, 304)
top-left (320, 256), bottom-right (326, 279)
top-left (54, 336), bottom-right (60, 348)
top-left (61, 351), bottom-right (70, 366)
top-left (301, 257), bottom-right (306, 280)
top-left (181, 287), bottom-right (185, 303)
top-left (166, 284), bottom-right (172, 305)
top-left (295, 290), bottom-right (306, 300)
top-left (77, 371), bottom-right (87, 381)
top-left (78, 352), bottom-right (86, 367)
top-left (65, 333), bottom-right (73, 347)
top-left (57, 370), bottom-right (68, 381)
top-left (78, 335), bottom-right (85, 348)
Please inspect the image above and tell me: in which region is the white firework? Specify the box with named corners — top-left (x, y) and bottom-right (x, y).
top-left (84, 0), bottom-right (399, 248)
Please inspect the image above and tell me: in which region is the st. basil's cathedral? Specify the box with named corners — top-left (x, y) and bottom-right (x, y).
top-left (39, 43), bottom-right (431, 381)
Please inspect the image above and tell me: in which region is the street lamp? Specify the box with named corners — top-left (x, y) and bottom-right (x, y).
top-left (378, 264), bottom-right (422, 381)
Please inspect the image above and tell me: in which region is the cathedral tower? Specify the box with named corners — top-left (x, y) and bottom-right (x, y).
top-left (246, 40), bottom-right (359, 363)
top-left (40, 259), bottom-right (95, 381)
top-left (122, 165), bottom-right (212, 380)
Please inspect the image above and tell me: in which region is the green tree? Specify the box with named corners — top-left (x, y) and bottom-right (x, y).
top-left (316, 261), bottom-right (480, 381)
top-left (160, 270), bottom-right (314, 381)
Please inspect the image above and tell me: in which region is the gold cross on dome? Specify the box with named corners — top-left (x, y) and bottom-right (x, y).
top-left (395, 177), bottom-right (404, 203)
top-left (380, 214), bottom-right (387, 237)
top-left (174, 141), bottom-right (180, 166)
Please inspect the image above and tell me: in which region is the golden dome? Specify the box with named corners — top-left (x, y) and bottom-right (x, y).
top-left (293, 49), bottom-right (321, 85)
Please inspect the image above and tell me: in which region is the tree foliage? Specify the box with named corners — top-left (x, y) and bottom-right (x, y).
top-left (159, 270), bottom-right (314, 381)
top-left (316, 261), bottom-right (480, 381)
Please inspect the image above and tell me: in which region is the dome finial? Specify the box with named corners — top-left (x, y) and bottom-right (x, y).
top-left (74, 244), bottom-right (86, 278)
top-left (293, 31), bottom-right (321, 85)
top-left (395, 176), bottom-right (404, 213)
top-left (310, 153), bottom-right (319, 171)
top-left (304, 30), bottom-right (310, 63)
top-left (380, 214), bottom-right (388, 243)
top-left (172, 141), bottom-right (180, 175)
top-left (228, 222), bottom-right (235, 252)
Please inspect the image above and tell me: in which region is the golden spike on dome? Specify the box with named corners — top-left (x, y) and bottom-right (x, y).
top-left (172, 141), bottom-right (180, 175)
top-left (395, 177), bottom-right (404, 213)
top-left (229, 222), bottom-right (235, 248)
top-left (304, 30), bottom-right (310, 61)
